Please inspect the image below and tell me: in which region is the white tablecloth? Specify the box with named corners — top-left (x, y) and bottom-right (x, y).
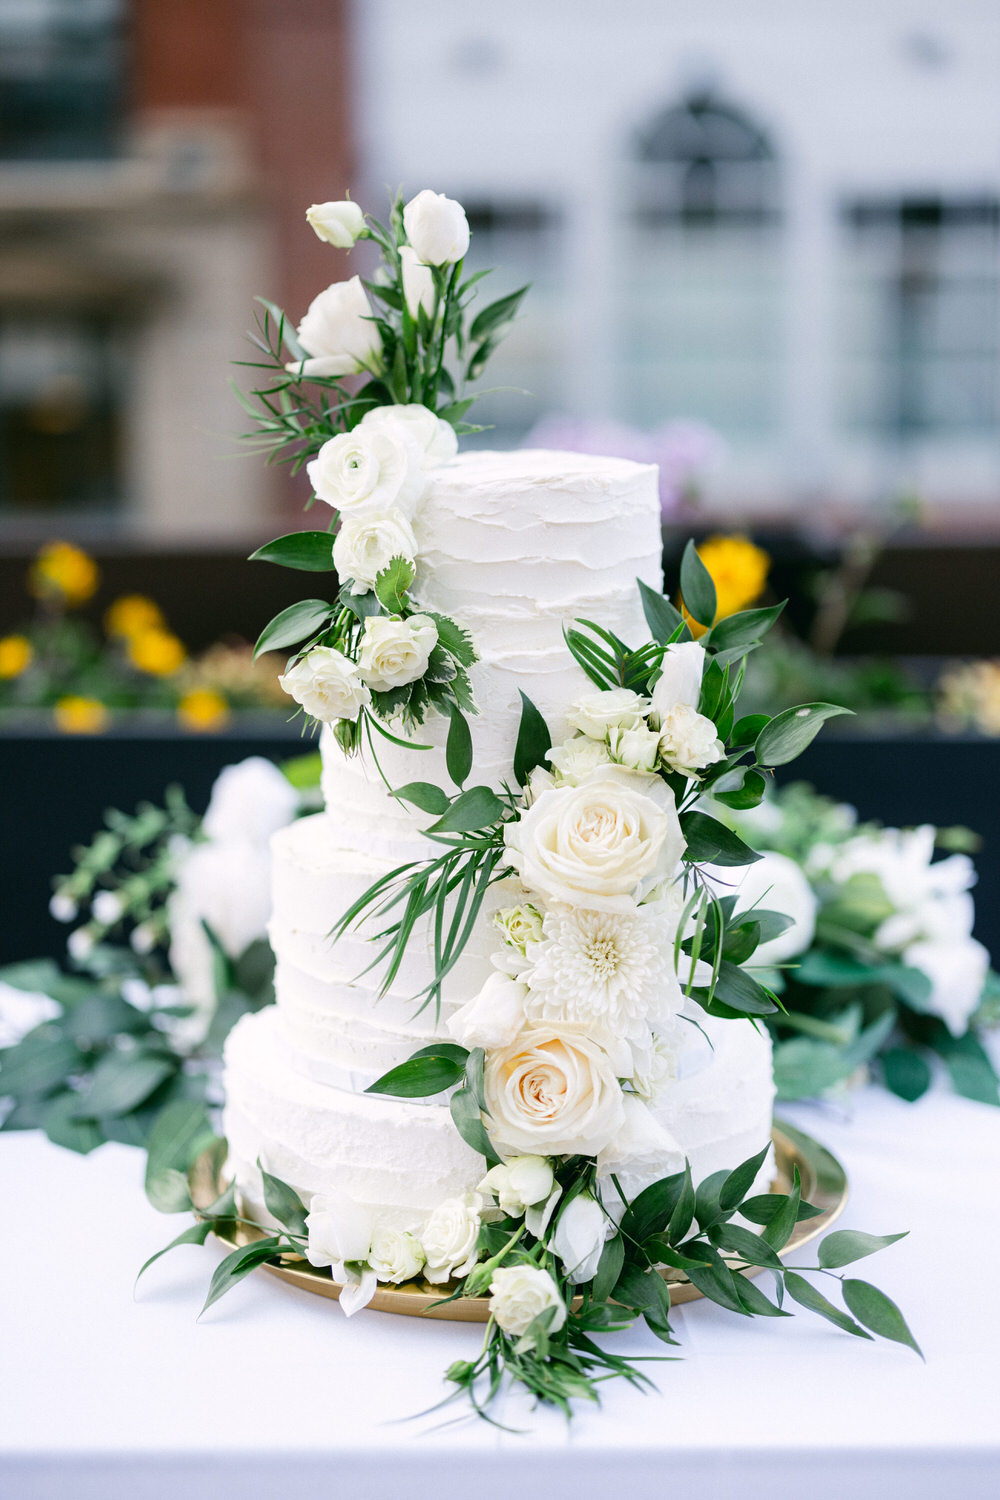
top-left (2, 1085), bottom-right (999, 1500)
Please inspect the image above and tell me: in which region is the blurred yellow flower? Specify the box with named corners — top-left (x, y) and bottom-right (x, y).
top-left (128, 628), bottom-right (187, 676)
top-left (104, 594), bottom-right (164, 640)
top-left (177, 688), bottom-right (230, 732)
top-left (681, 534), bottom-right (771, 637)
top-left (0, 634), bottom-right (33, 678)
top-left (54, 696), bottom-right (108, 734)
top-left (29, 541), bottom-right (99, 607)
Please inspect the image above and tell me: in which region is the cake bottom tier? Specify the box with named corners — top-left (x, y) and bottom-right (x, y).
top-left (222, 1005), bottom-right (775, 1235)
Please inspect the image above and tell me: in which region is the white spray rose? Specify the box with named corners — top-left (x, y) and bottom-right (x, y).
top-left (552, 1192), bottom-right (612, 1284)
top-left (650, 640), bottom-right (707, 720)
top-left (488, 1265), bottom-right (566, 1347)
top-left (307, 427), bottom-right (425, 517)
top-left (448, 972), bottom-right (528, 1050)
top-left (305, 1191), bottom-right (373, 1272)
top-left (478, 1156), bottom-right (554, 1217)
top-left (567, 688), bottom-right (650, 740)
top-left (725, 850), bottom-right (818, 965)
top-left (403, 189), bottom-right (471, 266)
top-left (607, 722), bottom-right (662, 773)
top-left (91, 890), bottom-right (124, 926)
top-left (67, 928), bottom-right (94, 962)
top-left (494, 903), bottom-right (545, 954)
top-left (290, 276), bottom-right (382, 379)
top-left (201, 757), bottom-right (299, 847)
top-left (279, 646), bottom-right (371, 723)
top-left (49, 892), bottom-right (77, 923)
top-left (547, 734), bottom-right (613, 784)
top-left (421, 1192), bottom-right (483, 1283)
top-left (359, 402), bottom-right (458, 470)
top-left (399, 245), bottom-right (436, 321)
top-left (483, 1025), bottom-right (626, 1158)
top-left (504, 766), bottom-right (684, 913)
top-left (333, 508), bottom-right (418, 592)
top-left (306, 200), bottom-right (367, 248)
top-left (369, 1226), bottom-right (426, 1284)
top-left (904, 936), bottom-right (989, 1037)
top-left (658, 702), bottom-right (725, 777)
top-left (357, 614), bottom-right (438, 691)
top-left (0, 983), bottom-right (61, 1047)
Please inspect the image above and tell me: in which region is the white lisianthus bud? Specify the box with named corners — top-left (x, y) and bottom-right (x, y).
top-left (289, 276), bottom-right (382, 379)
top-left (399, 245), bottom-right (436, 321)
top-left (567, 688), bottom-right (651, 740)
top-left (305, 1191), bottom-right (373, 1272)
top-left (333, 508), bottom-right (418, 592)
top-left (368, 1226), bottom-right (426, 1284)
top-left (607, 722), bottom-right (662, 774)
top-left (494, 903), bottom-right (544, 954)
top-left (448, 971), bottom-right (528, 1051)
top-left (402, 189), bottom-right (471, 266)
top-left (91, 890), bottom-right (124, 926)
top-left (67, 927), bottom-right (94, 962)
top-left (279, 646), bottom-right (372, 724)
top-left (306, 199), bottom-right (367, 248)
top-left (488, 1265), bottom-right (566, 1347)
top-left (421, 1192), bottom-right (483, 1283)
top-left (49, 892), bottom-right (77, 923)
top-left (307, 428), bottom-right (426, 517)
top-left (551, 1192), bottom-right (612, 1284)
top-left (547, 734), bottom-right (613, 785)
top-left (657, 702), bottom-right (725, 777)
top-left (359, 403), bottom-right (458, 469)
top-left (357, 614), bottom-right (438, 691)
top-left (479, 1156), bottom-right (554, 1218)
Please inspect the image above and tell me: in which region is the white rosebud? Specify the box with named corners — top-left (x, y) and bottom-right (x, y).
top-left (650, 641), bottom-right (707, 722)
top-left (358, 402), bottom-right (458, 470)
top-left (567, 688), bottom-right (651, 740)
top-left (202, 757), bottom-right (299, 847)
top-left (494, 903), bottom-right (544, 954)
top-left (279, 646), bottom-right (372, 724)
top-left (421, 1192), bottom-right (483, 1283)
top-left (306, 199), bottom-right (367, 248)
top-left (357, 614), bottom-right (438, 691)
top-left (546, 734), bottom-right (613, 785)
top-left (289, 276), bottom-right (382, 379)
top-left (91, 890), bottom-right (124, 926)
top-left (307, 427), bottom-right (425, 517)
top-left (479, 1156), bottom-right (554, 1218)
top-left (607, 722), bottom-right (662, 774)
top-left (305, 1191), bottom-right (373, 1275)
top-left (448, 971), bottom-right (528, 1050)
top-left (657, 702), bottom-right (725, 778)
top-left (402, 188), bottom-right (470, 266)
top-left (333, 508), bottom-right (418, 593)
top-left (399, 245), bottom-right (436, 321)
top-left (368, 1226), bottom-right (426, 1284)
top-left (67, 927), bottom-right (94, 962)
top-left (49, 892), bottom-right (78, 923)
top-left (551, 1192), bottom-right (612, 1284)
top-left (488, 1265), bottom-right (566, 1347)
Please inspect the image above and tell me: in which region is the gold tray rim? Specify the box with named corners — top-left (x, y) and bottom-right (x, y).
top-left (189, 1117), bottom-right (847, 1322)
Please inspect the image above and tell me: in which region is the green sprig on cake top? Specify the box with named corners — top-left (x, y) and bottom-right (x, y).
top-left (241, 188), bottom-right (526, 753)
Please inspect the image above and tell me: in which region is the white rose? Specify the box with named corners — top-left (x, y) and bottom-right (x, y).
top-left (726, 850), bottom-right (818, 965)
top-left (524, 764), bottom-right (556, 805)
top-left (488, 1265), bottom-right (566, 1347)
top-left (483, 1025), bottom-right (626, 1157)
top-left (399, 245), bottom-right (436, 322)
top-left (369, 1226), bottom-right (426, 1284)
top-left (403, 188), bottom-right (471, 266)
top-left (650, 641), bottom-right (707, 721)
top-left (567, 687), bottom-right (650, 740)
top-left (333, 508), bottom-right (418, 592)
top-left (448, 972), bottom-right (528, 1050)
top-left (494, 903), bottom-right (544, 954)
top-left (289, 276), bottom-right (382, 378)
top-left (307, 428), bottom-right (425, 517)
top-left (547, 735), bottom-right (613, 784)
top-left (658, 702), bottom-right (725, 777)
top-left (504, 767), bottom-right (685, 912)
top-left (607, 723), bottom-right (662, 773)
top-left (359, 402), bottom-right (458, 469)
top-left (201, 757), bottom-right (299, 847)
top-left (904, 936), bottom-right (989, 1037)
top-left (305, 1191), bottom-right (373, 1272)
top-left (478, 1156), bottom-right (554, 1217)
top-left (306, 199), bottom-right (367, 248)
top-left (0, 983), bottom-right (61, 1048)
top-left (358, 614), bottom-right (438, 691)
top-left (279, 646), bottom-right (371, 723)
top-left (596, 1093), bottom-right (684, 1203)
top-left (421, 1192), bottom-right (483, 1283)
top-left (552, 1193), bottom-right (612, 1284)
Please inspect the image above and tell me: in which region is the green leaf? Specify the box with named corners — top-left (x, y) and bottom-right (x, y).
top-left (513, 691), bottom-right (552, 788)
top-left (0, 1034), bottom-right (82, 1098)
top-left (702, 962), bottom-right (779, 1017)
top-left (449, 1085), bottom-right (499, 1165)
top-left (881, 1047), bottom-right (933, 1102)
top-left (818, 1230), bottom-right (908, 1269)
top-left (638, 578), bottom-right (687, 644)
top-left (740, 1194), bottom-right (823, 1227)
top-left (641, 1237), bottom-right (712, 1272)
top-left (373, 555), bottom-right (416, 613)
top-left (249, 531), bottom-right (336, 572)
top-left (469, 284), bottom-right (530, 343)
top-left (773, 1038), bottom-right (854, 1100)
top-left (200, 1237), bottom-right (285, 1316)
top-left (0, 959), bottom-right (64, 994)
top-left (884, 965), bottom-right (934, 1010)
top-left (426, 784), bottom-right (504, 834)
top-left (144, 1166), bottom-right (193, 1215)
top-left (694, 1168), bottom-right (730, 1231)
top-left (711, 1221), bottom-right (785, 1271)
top-left (145, 1100), bottom-right (217, 1185)
top-left (783, 1271), bottom-right (873, 1339)
top-left (73, 1051), bottom-right (175, 1120)
top-left (680, 811), bottom-right (762, 868)
top-left (592, 1233), bottom-right (626, 1302)
top-left (259, 1164), bottom-right (309, 1236)
top-left (719, 1143), bottom-right (772, 1212)
top-left (705, 602), bottom-right (786, 653)
top-left (734, 1274), bottom-right (790, 1318)
top-left (679, 539), bottom-right (717, 628)
top-left (64, 993), bottom-right (146, 1045)
top-left (136, 1220), bottom-right (214, 1286)
top-left (254, 599), bottom-right (334, 659)
top-left (393, 781), bottom-right (451, 816)
top-left (620, 1168), bottom-right (688, 1244)
top-left (936, 1030), bottom-right (1000, 1106)
top-left (714, 769), bottom-right (768, 811)
top-left (667, 1163), bottom-right (695, 1242)
top-left (41, 1092), bottom-right (104, 1155)
top-left (445, 703), bottom-right (473, 788)
top-left (760, 1165), bottom-right (801, 1250)
top-left (425, 612), bottom-right (477, 667)
top-left (731, 713), bottom-right (770, 745)
top-left (842, 1278), bottom-right (923, 1357)
top-left (366, 1052), bottom-right (465, 1098)
top-left (754, 703), bottom-right (854, 766)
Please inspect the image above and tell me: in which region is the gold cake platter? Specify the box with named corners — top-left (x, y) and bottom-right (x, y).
top-left (189, 1120), bottom-right (847, 1322)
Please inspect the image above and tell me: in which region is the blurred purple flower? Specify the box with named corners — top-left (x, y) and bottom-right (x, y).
top-left (524, 414), bottom-right (726, 516)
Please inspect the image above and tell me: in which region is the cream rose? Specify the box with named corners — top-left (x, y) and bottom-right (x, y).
top-left (333, 508), bottom-right (417, 592)
top-left (547, 734), bottom-right (613, 784)
top-left (483, 1025), bottom-right (626, 1157)
top-left (399, 245), bottom-right (436, 321)
top-left (421, 1192), bottom-right (483, 1283)
top-left (447, 972), bottom-right (528, 1050)
top-left (306, 200), bottom-right (367, 248)
top-left (488, 1265), bottom-right (566, 1346)
top-left (368, 1226), bottom-right (425, 1284)
top-left (658, 702), bottom-right (725, 777)
top-left (650, 640), bottom-right (706, 720)
top-left (607, 722), bottom-right (662, 773)
top-left (279, 646), bottom-right (371, 723)
top-left (494, 903), bottom-right (544, 954)
top-left (478, 1156), bottom-right (554, 1217)
top-left (307, 428), bottom-right (425, 517)
top-left (357, 614), bottom-right (438, 691)
top-left (289, 276), bottom-right (382, 379)
top-left (504, 766), bottom-right (685, 912)
top-left (567, 688), bottom-right (650, 740)
top-left (359, 402), bottom-right (458, 469)
top-left (403, 188), bottom-right (471, 266)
